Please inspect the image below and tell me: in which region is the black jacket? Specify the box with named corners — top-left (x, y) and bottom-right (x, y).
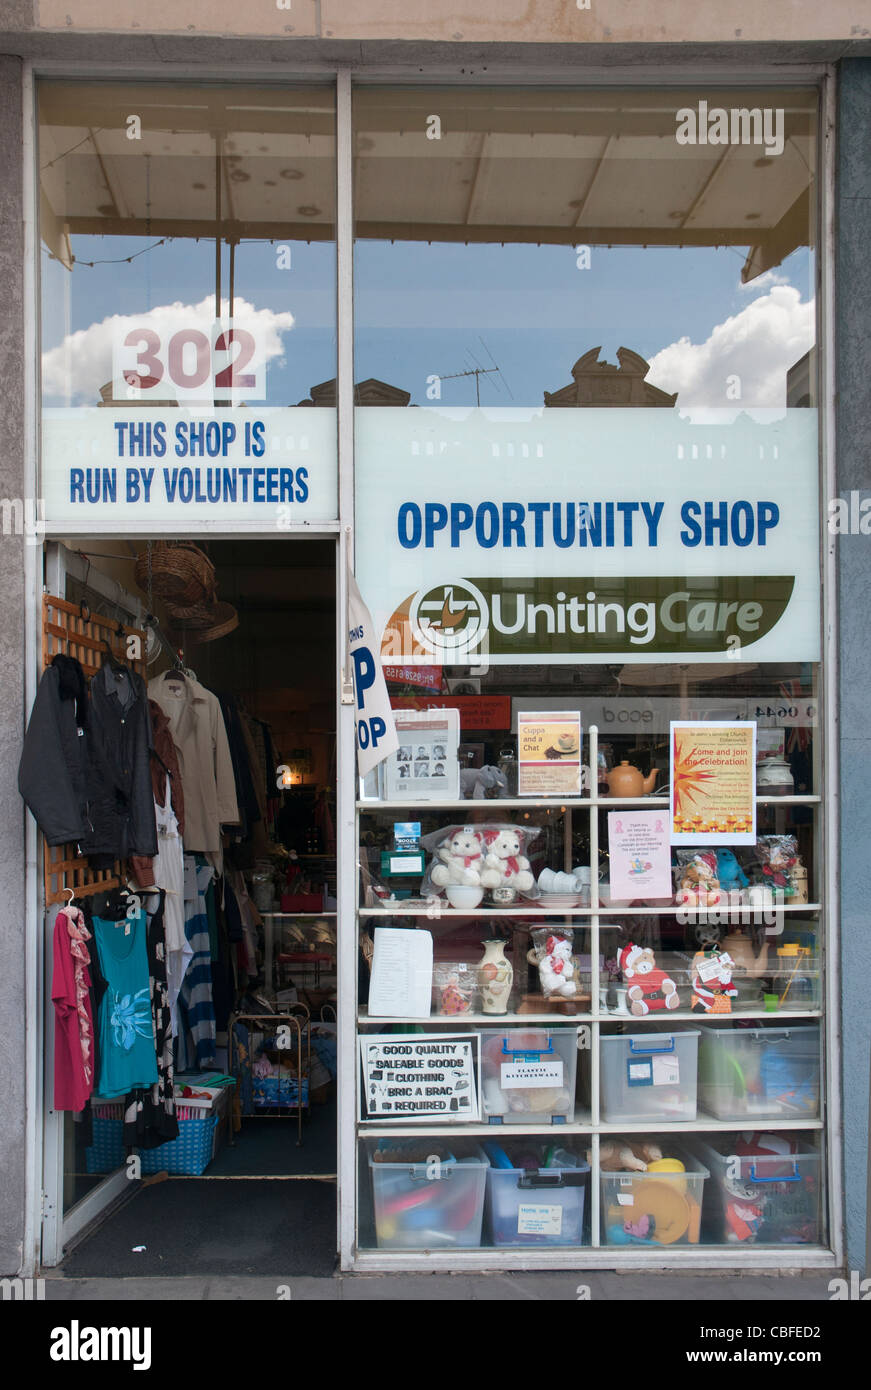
top-left (18, 656), bottom-right (158, 860)
top-left (81, 663), bottom-right (157, 861)
top-left (18, 655), bottom-right (92, 847)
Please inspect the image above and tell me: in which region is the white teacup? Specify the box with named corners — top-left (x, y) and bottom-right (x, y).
top-left (538, 868), bottom-right (556, 891)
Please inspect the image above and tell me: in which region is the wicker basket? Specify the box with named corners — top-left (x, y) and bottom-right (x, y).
top-left (135, 542), bottom-right (216, 606)
top-left (188, 602), bottom-right (239, 644)
top-left (164, 598), bottom-right (218, 629)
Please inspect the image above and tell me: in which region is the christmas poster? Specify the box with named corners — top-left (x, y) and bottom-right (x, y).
top-left (670, 721), bottom-right (757, 844)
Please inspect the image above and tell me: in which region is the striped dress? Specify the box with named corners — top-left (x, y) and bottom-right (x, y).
top-left (175, 855), bottom-right (217, 1071)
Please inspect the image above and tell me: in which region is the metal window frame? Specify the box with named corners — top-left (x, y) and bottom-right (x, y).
top-left (19, 53), bottom-right (843, 1280)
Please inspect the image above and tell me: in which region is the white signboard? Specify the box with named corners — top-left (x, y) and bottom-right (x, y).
top-left (360, 1033), bottom-right (480, 1122)
top-left (349, 572), bottom-right (399, 777)
top-left (41, 407), bottom-right (337, 529)
top-left (355, 407), bottom-right (820, 665)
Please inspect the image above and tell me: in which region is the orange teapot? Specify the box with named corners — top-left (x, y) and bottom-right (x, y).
top-left (606, 760), bottom-right (658, 797)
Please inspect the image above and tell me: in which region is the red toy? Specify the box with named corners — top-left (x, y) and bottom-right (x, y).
top-left (619, 942), bottom-right (680, 1015)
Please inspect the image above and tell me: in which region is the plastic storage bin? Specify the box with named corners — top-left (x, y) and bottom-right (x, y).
top-left (698, 1024), bottom-right (820, 1119)
top-left (691, 1135), bottom-right (821, 1245)
top-left (368, 1140), bottom-right (488, 1249)
top-left (484, 1143), bottom-right (589, 1246)
top-left (481, 1027), bottom-right (579, 1124)
top-left (601, 1147), bottom-right (709, 1246)
top-left (600, 1030), bottom-right (700, 1122)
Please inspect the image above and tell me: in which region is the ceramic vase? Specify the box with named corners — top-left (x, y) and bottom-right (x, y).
top-left (479, 939), bottom-right (513, 1015)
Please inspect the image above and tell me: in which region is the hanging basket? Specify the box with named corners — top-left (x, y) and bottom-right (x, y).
top-left (135, 542), bottom-right (216, 606)
top-left (186, 602), bottom-right (239, 644)
top-left (165, 599), bottom-right (218, 630)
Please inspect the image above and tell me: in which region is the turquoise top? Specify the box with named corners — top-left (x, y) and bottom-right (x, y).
top-left (93, 910), bottom-right (158, 1095)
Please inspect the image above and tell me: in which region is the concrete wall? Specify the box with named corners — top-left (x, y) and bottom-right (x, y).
top-left (18, 0), bottom-right (871, 44)
top-left (0, 54), bottom-right (27, 1277)
top-left (836, 58), bottom-right (871, 1277)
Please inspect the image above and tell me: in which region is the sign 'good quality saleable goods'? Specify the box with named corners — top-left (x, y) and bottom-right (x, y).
top-left (41, 407), bottom-right (338, 529)
top-left (361, 1034), bottom-right (480, 1121)
top-left (354, 407), bottom-right (819, 665)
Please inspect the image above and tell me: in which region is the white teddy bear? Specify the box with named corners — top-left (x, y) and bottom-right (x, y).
top-left (537, 934), bottom-right (578, 998)
top-left (479, 828), bottom-right (535, 892)
top-left (430, 827), bottom-right (485, 888)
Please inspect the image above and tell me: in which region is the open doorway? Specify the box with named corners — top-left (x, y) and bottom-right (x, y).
top-left (36, 537), bottom-right (339, 1276)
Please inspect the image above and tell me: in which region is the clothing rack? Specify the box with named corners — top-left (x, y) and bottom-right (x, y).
top-left (42, 594), bottom-right (147, 906)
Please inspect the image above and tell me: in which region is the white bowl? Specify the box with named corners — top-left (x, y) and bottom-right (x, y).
top-left (444, 884), bottom-right (485, 910)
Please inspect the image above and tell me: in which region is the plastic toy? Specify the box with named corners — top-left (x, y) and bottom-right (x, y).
top-left (715, 849), bottom-right (749, 895)
top-left (592, 1139), bottom-right (663, 1172)
top-left (529, 932), bottom-right (579, 999)
top-left (619, 942), bottom-right (680, 1014)
top-left (756, 835), bottom-right (798, 895)
top-left (460, 764), bottom-right (509, 800)
top-left (675, 851), bottom-right (721, 907)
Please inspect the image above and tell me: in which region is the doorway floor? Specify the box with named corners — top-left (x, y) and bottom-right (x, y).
top-left (59, 1177), bottom-right (337, 1278)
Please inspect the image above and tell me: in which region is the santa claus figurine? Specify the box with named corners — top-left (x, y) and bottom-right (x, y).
top-left (619, 942), bottom-right (680, 1015)
top-left (690, 949), bottom-right (738, 1014)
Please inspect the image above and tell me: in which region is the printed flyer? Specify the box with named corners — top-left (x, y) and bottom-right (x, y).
top-left (670, 721), bottom-right (757, 844)
top-left (607, 809), bottom-right (673, 899)
top-left (518, 710), bottom-right (582, 797)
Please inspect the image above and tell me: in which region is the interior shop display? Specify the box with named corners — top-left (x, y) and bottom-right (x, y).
top-left (692, 1133), bottom-right (821, 1245)
top-left (480, 1027), bottom-right (578, 1123)
top-left (697, 1025), bottom-right (821, 1120)
top-left (600, 1146), bottom-right (709, 1247)
top-left (599, 1030), bottom-right (700, 1123)
top-left (367, 1139), bottom-right (489, 1250)
top-left (483, 1141), bottom-right (589, 1247)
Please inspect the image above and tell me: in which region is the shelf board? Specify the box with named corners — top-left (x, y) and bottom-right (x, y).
top-left (358, 1008), bottom-right (822, 1026)
top-left (359, 904), bottom-right (822, 918)
top-left (357, 795), bottom-right (821, 811)
top-left (261, 911), bottom-right (337, 917)
top-left (357, 1115), bottom-right (823, 1137)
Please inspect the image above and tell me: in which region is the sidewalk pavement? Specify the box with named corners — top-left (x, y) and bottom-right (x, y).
top-left (41, 1269), bottom-right (838, 1300)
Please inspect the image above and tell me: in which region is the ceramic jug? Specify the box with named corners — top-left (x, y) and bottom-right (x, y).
top-left (606, 760), bottom-right (658, 797)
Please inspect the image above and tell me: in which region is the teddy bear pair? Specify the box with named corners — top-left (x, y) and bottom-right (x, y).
top-left (431, 826), bottom-right (534, 893)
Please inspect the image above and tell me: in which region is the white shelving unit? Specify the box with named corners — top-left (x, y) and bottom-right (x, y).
top-left (353, 725), bottom-right (830, 1269)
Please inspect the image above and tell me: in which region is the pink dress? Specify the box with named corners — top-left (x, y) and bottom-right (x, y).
top-left (52, 906), bottom-right (95, 1111)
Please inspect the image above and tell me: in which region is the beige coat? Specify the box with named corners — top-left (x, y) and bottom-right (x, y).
top-left (148, 673), bottom-right (239, 855)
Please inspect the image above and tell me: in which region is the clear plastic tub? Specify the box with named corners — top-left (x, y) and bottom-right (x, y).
top-left (367, 1140), bottom-right (488, 1249)
top-left (480, 1027), bottom-right (579, 1124)
top-left (698, 1024), bottom-right (820, 1120)
top-left (600, 1030), bottom-right (700, 1122)
top-left (484, 1145), bottom-right (589, 1246)
top-left (601, 1147), bottom-right (709, 1247)
top-left (690, 1135), bottom-right (822, 1244)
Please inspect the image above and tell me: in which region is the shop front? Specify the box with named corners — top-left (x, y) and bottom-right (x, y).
top-left (22, 67), bottom-right (843, 1275)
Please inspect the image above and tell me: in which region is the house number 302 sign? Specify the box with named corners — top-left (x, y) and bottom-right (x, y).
top-left (113, 322), bottom-right (265, 402)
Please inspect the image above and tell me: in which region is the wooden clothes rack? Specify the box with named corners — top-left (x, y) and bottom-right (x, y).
top-left (42, 594), bottom-right (148, 907)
